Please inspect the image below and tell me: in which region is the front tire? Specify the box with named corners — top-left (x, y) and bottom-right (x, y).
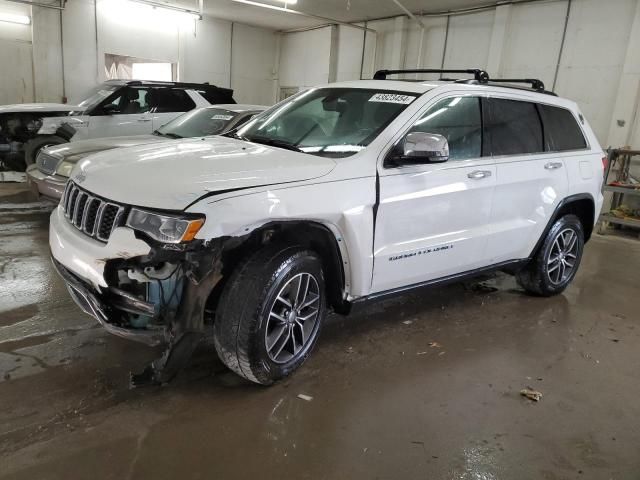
top-left (517, 214), bottom-right (585, 296)
top-left (24, 135), bottom-right (67, 167)
top-left (213, 244), bottom-right (326, 385)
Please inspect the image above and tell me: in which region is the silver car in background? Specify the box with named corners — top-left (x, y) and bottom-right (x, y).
top-left (26, 104), bottom-right (266, 200)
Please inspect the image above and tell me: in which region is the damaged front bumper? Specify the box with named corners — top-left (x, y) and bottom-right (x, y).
top-left (52, 256), bottom-right (166, 346)
top-left (50, 205), bottom-right (224, 367)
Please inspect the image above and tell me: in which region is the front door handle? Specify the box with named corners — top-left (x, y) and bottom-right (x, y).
top-left (544, 161), bottom-right (563, 170)
top-left (468, 170), bottom-right (492, 179)
top-left (137, 117), bottom-right (152, 122)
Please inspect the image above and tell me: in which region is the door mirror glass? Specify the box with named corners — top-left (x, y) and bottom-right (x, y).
top-left (398, 132), bottom-right (449, 164)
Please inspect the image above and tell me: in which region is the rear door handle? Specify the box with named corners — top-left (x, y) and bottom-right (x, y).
top-left (544, 161), bottom-right (563, 170)
top-left (468, 170), bottom-right (492, 179)
top-left (137, 117), bottom-right (152, 122)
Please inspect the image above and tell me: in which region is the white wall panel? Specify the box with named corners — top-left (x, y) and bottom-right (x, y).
top-left (499, 1), bottom-right (566, 86)
top-left (279, 27), bottom-right (332, 88)
top-left (231, 23), bottom-right (277, 104)
top-left (444, 10), bottom-right (495, 70)
top-left (32, 7), bottom-right (64, 103)
top-left (61, 0), bottom-right (98, 104)
top-left (555, 0), bottom-right (636, 144)
top-left (405, 16), bottom-right (447, 78)
top-left (0, 0), bottom-right (33, 104)
top-left (336, 25), bottom-right (364, 81)
top-left (180, 17), bottom-right (231, 87)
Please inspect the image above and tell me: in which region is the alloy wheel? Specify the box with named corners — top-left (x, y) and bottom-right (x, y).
top-left (546, 227), bottom-right (579, 285)
top-left (265, 272), bottom-right (321, 364)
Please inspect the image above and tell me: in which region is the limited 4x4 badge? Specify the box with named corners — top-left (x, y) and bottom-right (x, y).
top-left (389, 244), bottom-right (454, 262)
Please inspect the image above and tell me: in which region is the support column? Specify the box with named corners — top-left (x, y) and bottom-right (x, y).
top-left (486, 4), bottom-right (511, 75)
top-left (390, 16), bottom-right (408, 71)
top-left (328, 24), bottom-right (339, 83)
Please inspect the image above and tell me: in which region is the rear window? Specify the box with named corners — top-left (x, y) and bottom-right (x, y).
top-left (150, 88), bottom-right (196, 113)
top-left (486, 98), bottom-right (544, 156)
top-left (197, 88), bottom-right (235, 105)
top-left (538, 104), bottom-right (587, 151)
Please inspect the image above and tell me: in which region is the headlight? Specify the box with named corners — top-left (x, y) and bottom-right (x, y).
top-left (55, 160), bottom-right (75, 177)
top-left (126, 208), bottom-right (205, 243)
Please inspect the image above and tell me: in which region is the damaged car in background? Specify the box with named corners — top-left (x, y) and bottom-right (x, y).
top-left (0, 79), bottom-right (235, 171)
top-left (49, 72), bottom-right (604, 387)
top-left (26, 104), bottom-right (265, 201)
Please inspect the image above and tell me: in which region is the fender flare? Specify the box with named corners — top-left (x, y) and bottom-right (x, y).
top-left (527, 193), bottom-right (595, 259)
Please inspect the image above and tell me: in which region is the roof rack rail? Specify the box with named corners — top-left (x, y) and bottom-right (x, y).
top-left (487, 78), bottom-right (546, 92)
top-left (373, 68), bottom-right (489, 83)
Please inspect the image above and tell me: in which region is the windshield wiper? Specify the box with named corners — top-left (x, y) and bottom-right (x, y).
top-left (223, 130), bottom-right (245, 140)
top-left (244, 135), bottom-right (302, 152)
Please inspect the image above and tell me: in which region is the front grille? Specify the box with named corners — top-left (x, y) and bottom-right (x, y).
top-left (36, 151), bottom-right (61, 176)
top-left (62, 182), bottom-right (126, 242)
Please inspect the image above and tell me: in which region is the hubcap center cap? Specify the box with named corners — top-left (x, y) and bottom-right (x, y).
top-left (287, 310), bottom-right (297, 324)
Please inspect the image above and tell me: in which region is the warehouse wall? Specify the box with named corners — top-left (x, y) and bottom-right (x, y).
top-left (0, 0), bottom-right (34, 104)
top-left (1, 0), bottom-right (278, 107)
top-left (275, 0), bottom-right (640, 148)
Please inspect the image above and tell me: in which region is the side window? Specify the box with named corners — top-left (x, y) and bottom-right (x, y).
top-left (486, 98), bottom-right (543, 156)
top-left (93, 87), bottom-right (150, 115)
top-left (149, 88), bottom-right (196, 113)
top-left (407, 96), bottom-right (482, 161)
top-left (198, 88), bottom-right (234, 104)
top-left (538, 104), bottom-right (587, 151)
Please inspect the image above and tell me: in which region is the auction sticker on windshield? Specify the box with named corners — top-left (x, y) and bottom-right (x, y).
top-left (368, 93), bottom-right (414, 104)
top-left (212, 114), bottom-right (234, 120)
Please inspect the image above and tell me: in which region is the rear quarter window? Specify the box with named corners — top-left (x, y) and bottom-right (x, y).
top-left (485, 98), bottom-right (544, 156)
top-left (538, 104), bottom-right (587, 151)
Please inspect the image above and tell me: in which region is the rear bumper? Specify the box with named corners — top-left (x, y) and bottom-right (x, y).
top-left (52, 256), bottom-right (165, 346)
top-left (26, 165), bottom-right (66, 201)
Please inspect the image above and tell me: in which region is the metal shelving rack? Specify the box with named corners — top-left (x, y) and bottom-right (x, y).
top-left (599, 149), bottom-right (640, 234)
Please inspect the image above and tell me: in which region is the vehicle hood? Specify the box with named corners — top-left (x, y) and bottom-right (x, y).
top-left (0, 103), bottom-right (79, 114)
top-left (49, 135), bottom-right (164, 164)
top-left (73, 136), bottom-right (337, 210)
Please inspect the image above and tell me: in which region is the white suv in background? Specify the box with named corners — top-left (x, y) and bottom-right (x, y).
top-left (49, 69), bottom-right (605, 387)
top-left (0, 80), bottom-right (235, 170)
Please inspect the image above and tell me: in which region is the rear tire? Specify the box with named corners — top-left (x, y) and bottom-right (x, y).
top-left (24, 135), bottom-right (67, 167)
top-left (517, 214), bottom-right (585, 296)
top-left (213, 244), bottom-right (326, 385)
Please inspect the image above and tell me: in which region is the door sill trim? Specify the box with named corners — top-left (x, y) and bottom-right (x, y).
top-left (357, 259), bottom-right (528, 304)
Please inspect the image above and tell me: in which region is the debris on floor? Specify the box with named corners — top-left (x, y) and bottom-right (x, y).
top-left (428, 341), bottom-right (442, 348)
top-left (297, 394), bottom-right (313, 402)
top-left (520, 387), bottom-right (543, 402)
top-left (402, 320), bottom-right (413, 325)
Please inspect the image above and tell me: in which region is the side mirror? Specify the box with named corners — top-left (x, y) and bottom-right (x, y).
top-left (396, 132), bottom-right (449, 165)
top-left (102, 104), bottom-right (120, 115)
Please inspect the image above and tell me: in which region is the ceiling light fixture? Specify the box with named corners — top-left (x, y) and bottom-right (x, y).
top-left (129, 0), bottom-right (202, 19)
top-left (0, 13), bottom-right (31, 25)
top-left (231, 0), bottom-right (301, 12)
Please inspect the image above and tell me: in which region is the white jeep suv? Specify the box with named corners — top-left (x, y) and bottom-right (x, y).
top-left (49, 69), bottom-right (605, 386)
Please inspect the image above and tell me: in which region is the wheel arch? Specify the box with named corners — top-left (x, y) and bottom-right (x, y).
top-left (528, 193), bottom-right (595, 259)
top-left (207, 220), bottom-right (351, 320)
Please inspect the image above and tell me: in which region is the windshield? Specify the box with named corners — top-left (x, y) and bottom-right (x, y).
top-left (235, 88), bottom-right (418, 157)
top-left (156, 108), bottom-right (241, 138)
top-left (72, 83), bottom-right (120, 111)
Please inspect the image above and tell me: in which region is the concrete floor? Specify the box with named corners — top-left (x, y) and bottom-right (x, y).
top-left (1, 184), bottom-right (639, 480)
